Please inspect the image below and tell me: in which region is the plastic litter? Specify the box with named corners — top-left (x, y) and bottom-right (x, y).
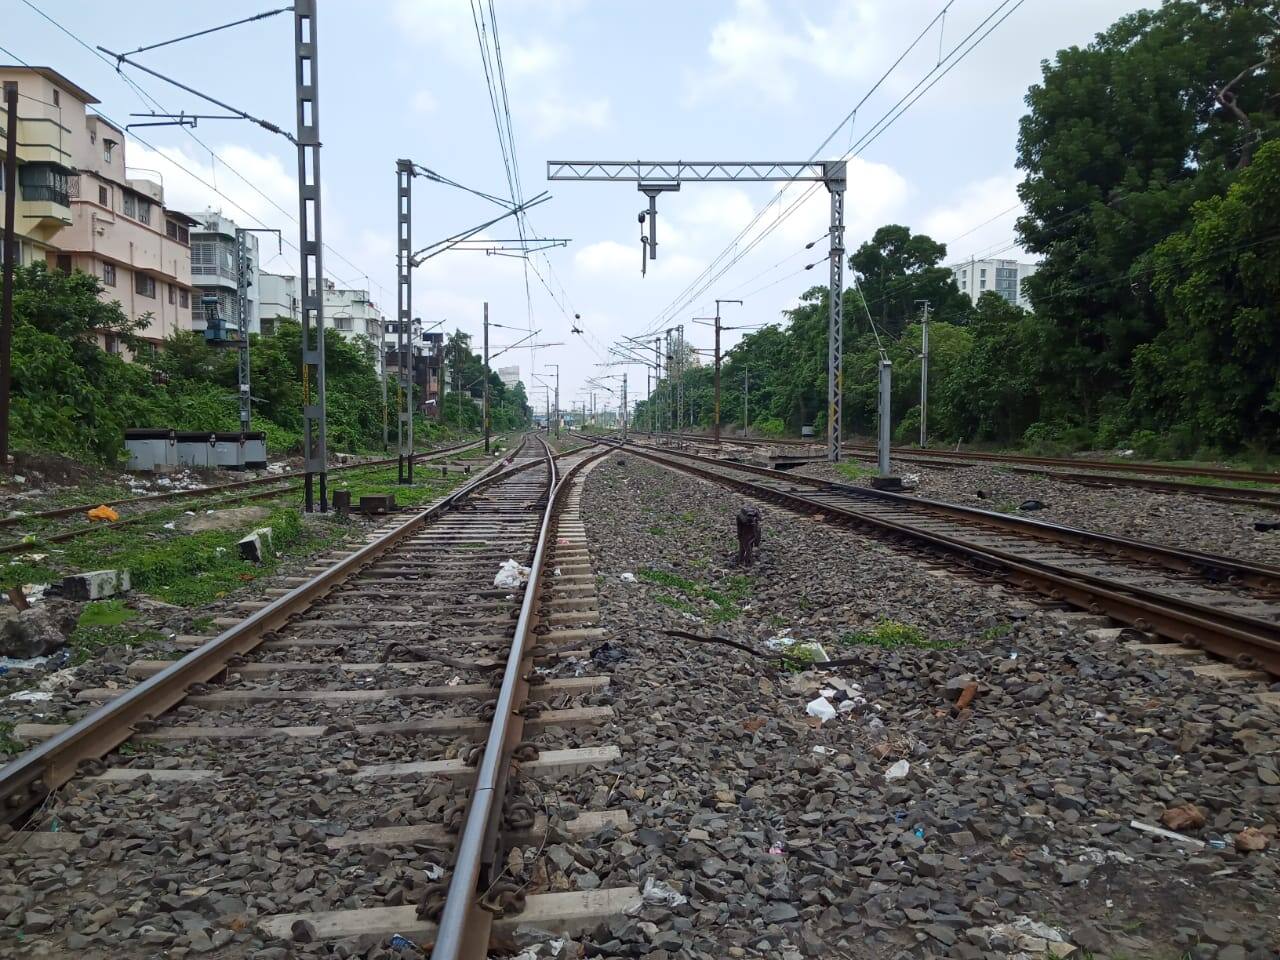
top-left (885, 759), bottom-right (910, 780)
top-left (8, 689), bottom-right (54, 701)
top-left (493, 559), bottom-right (532, 588)
top-left (388, 934), bottom-right (416, 949)
top-left (640, 877), bottom-right (687, 908)
top-left (163, 522), bottom-right (177, 530)
top-left (1129, 819), bottom-right (1205, 848)
top-left (768, 842), bottom-right (785, 855)
top-left (87, 505), bottom-right (120, 523)
top-left (805, 696), bottom-right (837, 722)
top-left (1019, 499), bottom-right (1046, 511)
top-left (620, 572), bottom-right (637, 583)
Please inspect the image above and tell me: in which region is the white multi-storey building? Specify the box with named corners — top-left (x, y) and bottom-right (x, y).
top-left (257, 272), bottom-right (298, 334)
top-left (947, 257), bottom-right (1038, 309)
top-left (187, 209), bottom-right (259, 336)
top-left (497, 365), bottom-right (521, 389)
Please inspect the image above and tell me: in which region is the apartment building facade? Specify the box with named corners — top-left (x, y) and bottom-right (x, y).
top-left (947, 257), bottom-right (1038, 309)
top-left (258, 271), bottom-right (298, 334)
top-left (0, 66), bottom-right (197, 352)
top-left (188, 209), bottom-right (259, 339)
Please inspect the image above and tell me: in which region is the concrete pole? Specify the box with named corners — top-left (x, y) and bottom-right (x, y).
top-left (878, 357), bottom-right (892, 477)
top-left (919, 301), bottom-right (930, 448)
top-left (482, 301), bottom-right (490, 454)
top-left (0, 83), bottom-right (18, 471)
top-left (622, 372), bottom-right (628, 441)
top-left (743, 369), bottom-right (749, 439)
top-left (713, 310), bottom-right (721, 444)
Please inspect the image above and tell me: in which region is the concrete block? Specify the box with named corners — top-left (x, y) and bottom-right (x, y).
top-left (238, 527), bottom-right (274, 563)
top-left (359, 494), bottom-right (397, 515)
top-left (61, 569), bottom-right (131, 601)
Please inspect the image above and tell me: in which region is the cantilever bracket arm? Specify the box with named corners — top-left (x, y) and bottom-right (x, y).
top-left (409, 193), bottom-right (551, 267)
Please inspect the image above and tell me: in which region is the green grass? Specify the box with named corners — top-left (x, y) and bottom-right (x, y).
top-left (836, 463), bottom-right (876, 481)
top-left (648, 525), bottom-right (666, 537)
top-left (979, 622), bottom-right (1013, 642)
top-left (838, 619), bottom-right (956, 651)
top-left (654, 593), bottom-right (696, 614)
top-left (190, 614), bottom-right (216, 633)
top-left (77, 599), bottom-right (134, 628)
top-left (0, 722), bottom-right (21, 758)
top-left (639, 568), bottom-right (751, 622)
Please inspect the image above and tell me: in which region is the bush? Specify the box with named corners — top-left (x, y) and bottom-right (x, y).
top-left (755, 417), bottom-right (786, 438)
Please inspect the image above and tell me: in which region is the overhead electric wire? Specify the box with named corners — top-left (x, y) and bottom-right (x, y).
top-left (16, 0), bottom-right (376, 289)
top-left (642, 0), bottom-right (1025, 337)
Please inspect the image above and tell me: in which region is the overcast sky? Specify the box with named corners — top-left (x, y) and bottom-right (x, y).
top-left (12, 0), bottom-right (1150, 414)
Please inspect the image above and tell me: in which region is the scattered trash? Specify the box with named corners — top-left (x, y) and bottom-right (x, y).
top-left (163, 521), bottom-right (177, 530)
top-left (0, 654), bottom-right (54, 671)
top-left (494, 559), bottom-right (532, 588)
top-left (1208, 838), bottom-right (1228, 850)
top-left (1128, 819), bottom-right (1205, 848)
top-left (976, 916), bottom-right (1073, 955)
top-left (1160, 802), bottom-right (1205, 832)
top-left (445, 675), bottom-right (462, 687)
top-left (901, 473), bottom-right (920, 488)
top-left (812, 745), bottom-right (832, 755)
top-left (553, 566), bottom-right (561, 578)
top-left (620, 572), bottom-right (637, 583)
top-left (1019, 499), bottom-right (1046, 511)
top-left (885, 759), bottom-right (910, 780)
top-left (8, 689), bottom-right (54, 702)
top-left (913, 826), bottom-right (925, 840)
top-left (640, 877), bottom-right (687, 908)
top-left (17, 554), bottom-right (46, 563)
top-left (1116, 448), bottom-right (1135, 457)
top-left (763, 635), bottom-right (796, 651)
top-left (768, 842), bottom-right (785, 855)
top-left (86, 505), bottom-right (120, 523)
top-left (1254, 520), bottom-right (1280, 533)
top-left (389, 934), bottom-right (416, 950)
top-left (975, 489), bottom-right (987, 499)
top-left (805, 696), bottom-right (836, 723)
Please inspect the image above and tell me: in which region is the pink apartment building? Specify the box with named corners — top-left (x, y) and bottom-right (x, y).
top-left (0, 65), bottom-right (197, 354)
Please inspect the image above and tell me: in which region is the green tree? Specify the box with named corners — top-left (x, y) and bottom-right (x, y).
top-left (1131, 138), bottom-right (1280, 450)
top-left (1016, 0), bottom-right (1278, 428)
top-left (848, 225), bottom-right (972, 338)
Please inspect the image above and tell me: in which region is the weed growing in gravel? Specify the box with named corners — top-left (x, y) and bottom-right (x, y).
top-left (0, 722), bottom-right (21, 758)
top-left (836, 463), bottom-right (876, 482)
top-left (639, 568), bottom-right (751, 622)
top-left (648, 525), bottom-right (666, 536)
top-left (190, 615), bottom-right (216, 632)
top-left (839, 619), bottom-right (956, 650)
top-left (980, 622), bottom-right (1013, 642)
top-left (77, 599), bottom-right (133, 628)
top-left (654, 593), bottom-right (696, 614)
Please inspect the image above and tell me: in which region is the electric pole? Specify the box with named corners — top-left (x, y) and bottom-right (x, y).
top-left (545, 363), bottom-right (560, 437)
top-left (295, 0), bottom-right (328, 511)
top-left (743, 369), bottom-right (749, 439)
top-left (917, 299), bottom-right (930, 448)
top-left (395, 160), bottom-right (414, 484)
top-left (0, 82), bottom-right (18, 472)
top-left (482, 302), bottom-right (491, 453)
top-left (696, 298), bottom-right (741, 444)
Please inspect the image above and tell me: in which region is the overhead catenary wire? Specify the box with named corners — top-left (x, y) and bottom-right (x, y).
top-left (642, 0), bottom-right (1026, 337)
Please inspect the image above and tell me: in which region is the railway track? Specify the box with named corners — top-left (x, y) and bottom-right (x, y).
top-left (0, 436), bottom-right (640, 957)
top-left (0, 437), bottom-right (495, 558)
top-left (621, 440), bottom-right (1280, 677)
top-left (650, 432), bottom-right (1280, 505)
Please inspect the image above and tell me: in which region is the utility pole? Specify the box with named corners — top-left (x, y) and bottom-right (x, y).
top-left (917, 300), bottom-right (930, 448)
top-left (743, 369), bottom-right (749, 439)
top-left (482, 301), bottom-right (491, 453)
top-left (0, 83), bottom-right (18, 472)
top-left (395, 159), bottom-right (414, 484)
top-left (295, 0), bottom-right (328, 511)
top-left (622, 372), bottom-right (628, 441)
top-left (545, 363), bottom-right (560, 437)
top-left (878, 358), bottom-right (892, 476)
top-left (676, 324), bottom-right (685, 437)
top-left (696, 298), bottom-right (742, 444)
top-left (233, 228), bottom-right (279, 437)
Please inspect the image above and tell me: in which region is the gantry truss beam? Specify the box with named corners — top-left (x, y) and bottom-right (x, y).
top-left (547, 161), bottom-right (828, 182)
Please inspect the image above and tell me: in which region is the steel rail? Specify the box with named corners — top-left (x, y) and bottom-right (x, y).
top-left (431, 440), bottom-right (612, 960)
top-left (621, 442), bottom-right (1280, 676)
top-left (649, 432), bottom-right (1280, 486)
top-left (0, 439), bottom-right (537, 824)
top-left (0, 437), bottom-right (494, 531)
top-left (628, 441), bottom-right (1280, 591)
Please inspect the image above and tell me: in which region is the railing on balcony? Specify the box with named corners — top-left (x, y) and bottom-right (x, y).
top-left (19, 163), bottom-right (70, 207)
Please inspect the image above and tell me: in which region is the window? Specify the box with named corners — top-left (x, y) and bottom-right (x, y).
top-left (179, 288), bottom-right (189, 309)
top-left (56, 254), bottom-right (72, 274)
top-left (137, 199), bottom-right (151, 225)
top-left (103, 140), bottom-right (115, 163)
top-left (135, 273), bottom-right (156, 298)
top-left (104, 334), bottom-right (123, 355)
top-left (103, 262), bottom-right (116, 287)
top-left (168, 284), bottom-right (176, 305)
top-left (98, 184), bottom-right (108, 206)
top-left (980, 279), bottom-right (986, 290)
top-left (51, 89), bottom-right (59, 107)
top-left (165, 220), bottom-right (190, 244)
top-left (980, 268), bottom-right (987, 278)
top-left (334, 316), bottom-right (353, 332)
top-left (260, 317), bottom-right (275, 337)
top-left (89, 129), bottom-right (96, 145)
top-left (123, 193), bottom-right (136, 218)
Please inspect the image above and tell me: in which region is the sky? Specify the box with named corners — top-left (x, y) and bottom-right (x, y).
top-left (8, 0), bottom-right (1152, 416)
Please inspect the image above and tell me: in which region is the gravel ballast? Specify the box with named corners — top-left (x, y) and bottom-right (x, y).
top-left (561, 453), bottom-right (1279, 959)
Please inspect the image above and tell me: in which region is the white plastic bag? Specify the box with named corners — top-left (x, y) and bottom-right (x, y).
top-left (493, 559), bottom-right (531, 588)
top-left (805, 696), bottom-right (837, 723)
top-left (885, 759), bottom-right (910, 780)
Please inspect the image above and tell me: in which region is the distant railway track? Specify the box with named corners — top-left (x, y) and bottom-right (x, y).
top-left (0, 438), bottom-right (496, 558)
top-left (622, 440), bottom-right (1280, 677)
top-left (649, 432), bottom-right (1280, 508)
top-left (1, 436), bottom-right (640, 955)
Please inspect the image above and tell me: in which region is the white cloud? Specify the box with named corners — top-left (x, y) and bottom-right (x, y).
top-left (919, 173), bottom-right (1024, 263)
top-left (689, 0), bottom-right (882, 104)
top-left (411, 90), bottom-right (438, 114)
top-left (574, 240), bottom-right (636, 276)
top-left (528, 94), bottom-right (610, 138)
top-left (509, 38), bottom-right (560, 77)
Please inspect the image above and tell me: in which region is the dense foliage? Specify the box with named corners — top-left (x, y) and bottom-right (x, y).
top-left (6, 263), bottom-right (527, 463)
top-left (636, 0), bottom-right (1279, 458)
